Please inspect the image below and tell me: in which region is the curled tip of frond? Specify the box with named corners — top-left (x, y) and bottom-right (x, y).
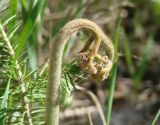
top-left (62, 19), bottom-right (115, 81)
top-left (77, 51), bottom-right (113, 81)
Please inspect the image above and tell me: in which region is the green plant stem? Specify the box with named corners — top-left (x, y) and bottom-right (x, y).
top-left (0, 23), bottom-right (32, 125)
top-left (46, 19), bottom-right (114, 125)
top-left (106, 64), bottom-right (117, 125)
top-left (106, 16), bottom-right (120, 125)
top-left (151, 109), bottom-right (160, 125)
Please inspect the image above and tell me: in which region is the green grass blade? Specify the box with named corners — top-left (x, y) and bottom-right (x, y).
top-left (151, 109), bottom-right (160, 125)
top-left (106, 64), bottom-right (117, 125)
top-left (106, 17), bottom-right (121, 125)
top-left (113, 17), bottom-right (121, 62)
top-left (20, 0), bottom-right (28, 11)
top-left (123, 30), bottom-right (134, 74)
top-left (20, 0), bottom-right (29, 21)
top-left (133, 35), bottom-right (154, 88)
top-left (20, 0), bottom-right (45, 79)
top-left (8, 0), bottom-right (18, 30)
top-left (28, 35), bottom-right (38, 79)
top-left (0, 78), bottom-right (11, 125)
top-left (13, 0), bottom-right (45, 64)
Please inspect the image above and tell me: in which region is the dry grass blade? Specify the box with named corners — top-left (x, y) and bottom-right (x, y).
top-left (76, 85), bottom-right (106, 125)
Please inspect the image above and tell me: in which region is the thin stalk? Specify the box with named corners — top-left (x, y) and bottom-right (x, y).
top-left (46, 19), bottom-right (114, 125)
top-left (106, 64), bottom-right (117, 125)
top-left (151, 109), bottom-right (160, 125)
top-left (106, 17), bottom-right (121, 125)
top-left (0, 23), bottom-right (32, 125)
top-left (76, 86), bottom-right (106, 125)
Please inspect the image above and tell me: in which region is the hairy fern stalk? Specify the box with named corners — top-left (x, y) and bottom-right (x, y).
top-left (46, 19), bottom-right (114, 125)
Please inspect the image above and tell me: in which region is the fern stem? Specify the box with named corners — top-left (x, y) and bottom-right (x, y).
top-left (0, 23), bottom-right (33, 125)
top-left (46, 19), bottom-right (114, 125)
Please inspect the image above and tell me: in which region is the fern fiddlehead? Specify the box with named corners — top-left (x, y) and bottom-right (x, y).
top-left (46, 19), bottom-right (114, 125)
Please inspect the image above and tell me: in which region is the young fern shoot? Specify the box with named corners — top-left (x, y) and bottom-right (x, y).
top-left (45, 19), bottom-right (114, 125)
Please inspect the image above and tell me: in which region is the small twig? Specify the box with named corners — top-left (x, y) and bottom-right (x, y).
top-left (60, 106), bottom-right (98, 120)
top-left (87, 110), bottom-right (94, 125)
top-left (118, 52), bottom-right (142, 60)
top-left (45, 12), bottom-right (67, 21)
top-left (0, 23), bottom-right (32, 125)
top-left (76, 85), bottom-right (106, 125)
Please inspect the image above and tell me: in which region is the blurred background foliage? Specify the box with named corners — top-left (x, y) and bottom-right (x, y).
top-left (0, 0), bottom-right (160, 125)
